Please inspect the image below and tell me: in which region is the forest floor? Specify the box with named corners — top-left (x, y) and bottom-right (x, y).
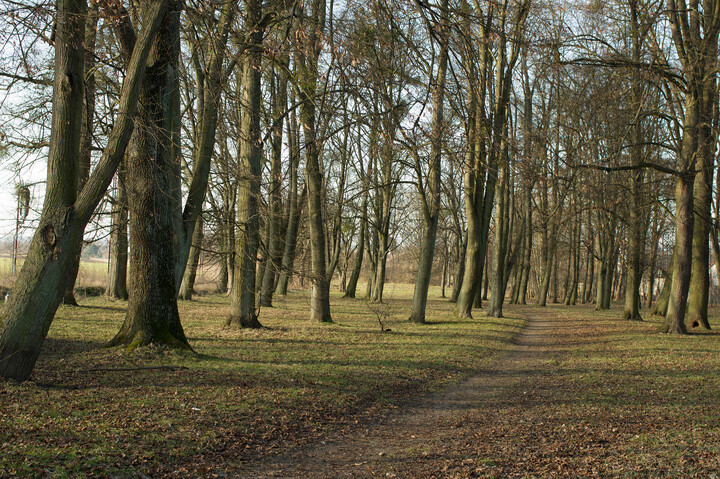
top-left (2, 289), bottom-right (720, 477)
top-left (246, 305), bottom-right (720, 478)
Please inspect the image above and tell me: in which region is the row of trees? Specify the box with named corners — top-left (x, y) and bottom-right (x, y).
top-left (1, 0), bottom-right (719, 382)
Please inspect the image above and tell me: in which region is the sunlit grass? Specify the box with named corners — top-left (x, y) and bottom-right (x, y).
top-left (0, 284), bottom-right (523, 477)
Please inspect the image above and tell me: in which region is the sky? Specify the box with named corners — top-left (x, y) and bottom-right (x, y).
top-left (0, 159), bottom-right (45, 250)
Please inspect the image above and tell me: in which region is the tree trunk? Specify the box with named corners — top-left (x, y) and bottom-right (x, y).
top-left (685, 65), bottom-right (717, 329)
top-left (259, 63), bottom-right (289, 308)
top-left (487, 159), bottom-right (509, 318)
top-left (449, 231), bottom-right (466, 303)
top-left (173, 1), bottom-right (234, 292)
top-left (109, 2), bottom-right (191, 349)
top-left (63, 4), bottom-right (98, 306)
top-left (663, 174), bottom-right (694, 334)
top-left (276, 102), bottom-right (303, 296)
top-left (0, 0), bottom-right (169, 380)
top-left (106, 164), bottom-right (129, 300)
top-left (344, 179), bottom-right (368, 298)
top-left (228, 0), bottom-right (264, 328)
top-left (410, 0), bottom-right (449, 324)
top-left (179, 213), bottom-right (203, 300)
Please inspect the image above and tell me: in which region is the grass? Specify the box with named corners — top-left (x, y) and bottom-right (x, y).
top-left (442, 303), bottom-right (720, 478)
top-left (0, 284), bottom-right (523, 478)
top-left (5, 283), bottom-right (720, 478)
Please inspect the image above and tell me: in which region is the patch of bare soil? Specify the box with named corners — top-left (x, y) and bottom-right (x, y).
top-left (244, 307), bottom-right (566, 478)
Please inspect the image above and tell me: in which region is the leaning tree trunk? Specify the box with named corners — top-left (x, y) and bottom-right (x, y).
top-left (0, 0), bottom-right (168, 380)
top-left (108, 2), bottom-right (191, 350)
top-left (63, 4), bottom-right (98, 306)
top-left (173, 1), bottom-right (234, 292)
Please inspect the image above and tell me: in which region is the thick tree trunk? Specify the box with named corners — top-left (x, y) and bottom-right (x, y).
top-left (686, 80), bottom-right (716, 329)
top-left (663, 174), bottom-right (694, 334)
top-left (0, 0), bottom-right (87, 379)
top-left (109, 2), bottom-right (191, 349)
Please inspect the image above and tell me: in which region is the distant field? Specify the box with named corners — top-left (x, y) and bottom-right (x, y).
top-left (0, 256), bottom-right (109, 290)
top-left (0, 256), bottom-right (224, 292)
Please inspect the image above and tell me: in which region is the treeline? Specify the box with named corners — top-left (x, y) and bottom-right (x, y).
top-left (0, 0), bottom-right (718, 381)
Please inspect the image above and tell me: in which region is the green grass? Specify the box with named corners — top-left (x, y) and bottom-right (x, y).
top-left (499, 304), bottom-right (720, 477)
top-left (0, 285), bottom-right (523, 478)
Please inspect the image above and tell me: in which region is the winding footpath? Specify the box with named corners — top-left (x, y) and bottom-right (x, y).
top-left (246, 306), bottom-right (562, 478)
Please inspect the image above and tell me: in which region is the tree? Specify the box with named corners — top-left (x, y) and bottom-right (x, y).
top-left (227, 0), bottom-right (265, 328)
top-left (296, 0), bottom-right (333, 322)
top-left (0, 0), bottom-right (169, 380)
top-left (661, 0), bottom-right (720, 334)
top-left (409, 0), bottom-right (450, 324)
top-left (107, 0), bottom-right (191, 349)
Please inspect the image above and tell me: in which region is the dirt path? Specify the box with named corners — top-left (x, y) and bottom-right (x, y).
top-left (246, 307), bottom-right (560, 478)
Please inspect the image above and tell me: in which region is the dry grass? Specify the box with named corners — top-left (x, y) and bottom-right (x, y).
top-left (0, 285), bottom-right (523, 478)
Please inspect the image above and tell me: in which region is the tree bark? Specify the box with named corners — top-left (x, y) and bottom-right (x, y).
top-left (409, 0), bottom-right (449, 324)
top-left (228, 0), bottom-right (264, 329)
top-left (108, 1), bottom-right (191, 349)
top-left (344, 161), bottom-right (369, 299)
top-left (276, 95), bottom-right (303, 296)
top-left (663, 174), bottom-right (694, 334)
top-left (63, 4), bottom-right (98, 306)
top-left (259, 62), bottom-right (289, 307)
top-left (173, 1), bottom-right (234, 292)
top-left (297, 0), bottom-right (332, 323)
